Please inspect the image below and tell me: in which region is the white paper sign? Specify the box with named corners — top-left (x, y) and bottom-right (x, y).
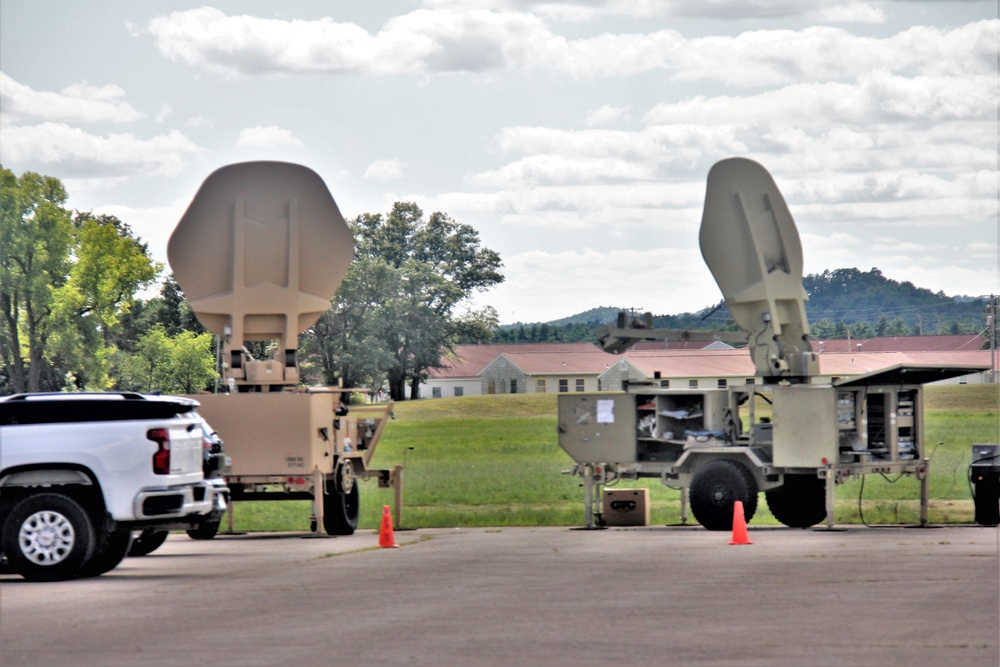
top-left (596, 399), bottom-right (615, 424)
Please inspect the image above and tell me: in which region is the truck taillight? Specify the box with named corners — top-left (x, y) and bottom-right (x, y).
top-left (149, 428), bottom-right (170, 474)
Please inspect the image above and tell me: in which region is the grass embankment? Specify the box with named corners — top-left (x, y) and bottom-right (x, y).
top-left (229, 384), bottom-right (999, 532)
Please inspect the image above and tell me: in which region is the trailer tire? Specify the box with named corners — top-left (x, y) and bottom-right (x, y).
top-left (765, 475), bottom-right (827, 528)
top-left (323, 464), bottom-right (359, 536)
top-left (128, 528), bottom-right (169, 556)
top-left (78, 528), bottom-right (133, 577)
top-left (689, 460), bottom-right (756, 531)
top-left (1, 493), bottom-right (96, 581)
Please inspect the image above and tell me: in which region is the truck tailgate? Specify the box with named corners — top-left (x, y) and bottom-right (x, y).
top-left (167, 422), bottom-right (204, 474)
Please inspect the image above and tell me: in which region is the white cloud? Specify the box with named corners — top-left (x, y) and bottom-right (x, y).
top-left (584, 105), bottom-right (629, 127)
top-left (420, 1), bottom-right (885, 24)
top-left (144, 8), bottom-right (992, 81)
top-left (237, 125), bottom-right (303, 147)
top-left (147, 7), bottom-right (553, 77)
top-left (468, 154), bottom-right (656, 187)
top-left (155, 104), bottom-right (172, 123)
top-left (0, 122), bottom-right (205, 177)
top-left (0, 73), bottom-right (143, 123)
top-left (124, 20), bottom-right (142, 38)
top-left (364, 158), bottom-right (407, 181)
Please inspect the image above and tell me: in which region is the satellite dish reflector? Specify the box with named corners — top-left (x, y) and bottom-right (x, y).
top-left (167, 161), bottom-right (353, 385)
top-left (699, 158), bottom-right (817, 380)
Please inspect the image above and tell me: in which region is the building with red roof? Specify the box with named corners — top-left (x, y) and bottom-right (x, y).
top-left (419, 336), bottom-right (993, 399)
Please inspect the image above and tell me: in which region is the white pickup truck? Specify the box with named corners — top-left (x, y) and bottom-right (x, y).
top-left (0, 392), bottom-right (223, 581)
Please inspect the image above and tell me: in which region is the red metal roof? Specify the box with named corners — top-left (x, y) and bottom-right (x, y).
top-left (813, 334), bottom-right (985, 354)
top-left (428, 342), bottom-right (993, 381)
top-left (430, 343), bottom-right (604, 379)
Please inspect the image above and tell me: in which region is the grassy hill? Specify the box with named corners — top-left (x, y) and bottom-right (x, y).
top-left (229, 385), bottom-right (998, 532)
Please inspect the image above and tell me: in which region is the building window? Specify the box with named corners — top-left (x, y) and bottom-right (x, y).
top-left (660, 379), bottom-right (670, 388)
top-left (510, 379), bottom-right (518, 394)
top-left (745, 378), bottom-right (755, 385)
top-left (432, 387), bottom-right (442, 398)
top-left (575, 378), bottom-right (585, 392)
top-left (559, 379), bottom-right (569, 392)
top-left (454, 386), bottom-right (464, 397)
top-left (536, 379), bottom-right (546, 393)
top-left (688, 379), bottom-right (698, 388)
top-left (717, 379), bottom-right (727, 388)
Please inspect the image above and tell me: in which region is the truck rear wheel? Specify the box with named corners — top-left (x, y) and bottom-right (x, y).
top-left (689, 460), bottom-right (758, 531)
top-left (765, 475), bottom-right (827, 528)
top-left (1, 493), bottom-right (96, 581)
top-left (78, 528), bottom-right (133, 577)
top-left (323, 463), bottom-right (359, 536)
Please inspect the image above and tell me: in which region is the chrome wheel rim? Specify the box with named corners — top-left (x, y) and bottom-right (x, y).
top-left (18, 510), bottom-right (75, 566)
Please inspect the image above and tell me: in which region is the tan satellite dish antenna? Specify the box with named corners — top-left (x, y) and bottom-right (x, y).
top-left (699, 157), bottom-right (818, 380)
top-left (167, 161), bottom-right (353, 388)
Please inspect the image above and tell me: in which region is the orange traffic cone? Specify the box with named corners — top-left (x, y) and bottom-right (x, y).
top-left (729, 500), bottom-right (753, 545)
top-left (379, 505), bottom-right (399, 548)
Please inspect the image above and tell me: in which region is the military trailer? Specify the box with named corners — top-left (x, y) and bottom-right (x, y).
top-left (558, 158), bottom-right (986, 530)
top-left (168, 161), bottom-right (397, 536)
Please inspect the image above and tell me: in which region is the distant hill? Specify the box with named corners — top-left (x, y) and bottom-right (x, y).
top-left (491, 267), bottom-right (988, 343)
top-left (544, 307), bottom-right (622, 327)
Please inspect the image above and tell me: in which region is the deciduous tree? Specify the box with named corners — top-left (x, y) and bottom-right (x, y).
top-left (0, 168), bottom-right (74, 393)
top-left (303, 203), bottom-right (503, 400)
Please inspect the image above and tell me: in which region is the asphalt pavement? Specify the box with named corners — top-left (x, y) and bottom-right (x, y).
top-left (2, 524), bottom-right (998, 667)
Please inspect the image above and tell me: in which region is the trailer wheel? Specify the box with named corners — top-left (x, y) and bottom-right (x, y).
top-left (78, 528), bottom-right (133, 577)
top-left (689, 460), bottom-right (756, 531)
top-left (733, 461), bottom-right (759, 521)
top-left (765, 475), bottom-right (827, 528)
top-left (323, 463), bottom-right (359, 536)
top-left (1, 493), bottom-right (96, 581)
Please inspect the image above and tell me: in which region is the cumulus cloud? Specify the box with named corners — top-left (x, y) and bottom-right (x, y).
top-left (364, 158), bottom-right (406, 181)
top-left (0, 73), bottom-right (143, 123)
top-left (237, 125), bottom-right (303, 147)
top-left (0, 122), bottom-right (205, 177)
top-left (143, 7), bottom-right (992, 81)
top-left (146, 7), bottom-right (552, 77)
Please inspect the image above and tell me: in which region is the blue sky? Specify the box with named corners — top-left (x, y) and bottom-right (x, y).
top-left (1, 1), bottom-right (997, 324)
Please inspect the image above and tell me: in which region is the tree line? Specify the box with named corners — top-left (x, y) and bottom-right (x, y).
top-left (1, 168), bottom-right (502, 399)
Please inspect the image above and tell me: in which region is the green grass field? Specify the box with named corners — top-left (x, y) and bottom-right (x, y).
top-left (228, 384), bottom-right (999, 532)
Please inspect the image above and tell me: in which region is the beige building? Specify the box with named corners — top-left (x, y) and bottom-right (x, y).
top-left (419, 335), bottom-right (993, 399)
